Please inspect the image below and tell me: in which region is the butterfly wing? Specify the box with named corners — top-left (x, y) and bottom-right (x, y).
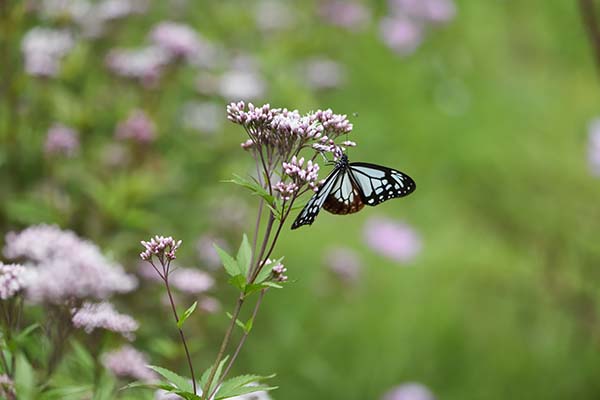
top-left (348, 162), bottom-right (416, 206)
top-left (291, 166), bottom-right (342, 229)
top-left (322, 168), bottom-right (365, 215)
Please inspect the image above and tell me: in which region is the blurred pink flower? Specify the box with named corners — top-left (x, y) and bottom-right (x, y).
top-left (0, 263), bottom-right (26, 300)
top-left (102, 345), bottom-right (158, 382)
top-left (379, 17), bottom-right (423, 56)
top-left (389, 0), bottom-right (456, 24)
top-left (588, 118), bottom-right (600, 176)
top-left (115, 109), bottom-right (157, 144)
top-left (72, 301), bottom-right (138, 340)
top-left (0, 374), bottom-right (14, 399)
top-left (44, 123), bottom-right (80, 157)
top-left (382, 383), bottom-right (436, 400)
top-left (105, 46), bottom-right (170, 87)
top-left (4, 224), bottom-right (137, 303)
top-left (302, 58), bottom-right (346, 90)
top-left (150, 21), bottom-right (205, 61)
top-left (319, 1), bottom-right (371, 31)
top-left (323, 247), bottom-right (361, 283)
top-left (363, 217), bottom-right (422, 263)
top-left (169, 267), bottom-right (215, 294)
top-left (21, 27), bottom-right (74, 77)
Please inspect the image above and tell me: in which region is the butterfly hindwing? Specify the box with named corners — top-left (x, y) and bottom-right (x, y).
top-left (348, 162), bottom-right (415, 206)
top-left (322, 169), bottom-right (365, 214)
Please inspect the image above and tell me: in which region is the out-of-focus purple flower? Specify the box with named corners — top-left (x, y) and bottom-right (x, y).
top-left (379, 17), bottom-right (423, 56)
top-left (255, 0), bottom-right (296, 31)
top-left (196, 235), bottom-right (229, 270)
top-left (105, 46), bottom-right (170, 87)
top-left (389, 0), bottom-right (456, 24)
top-left (21, 27), bottom-right (74, 77)
top-left (382, 383), bottom-right (436, 400)
top-left (588, 118), bottom-right (600, 176)
top-left (140, 236), bottom-right (182, 262)
top-left (72, 301), bottom-right (138, 340)
top-left (115, 110), bottom-right (157, 144)
top-left (0, 263), bottom-right (26, 300)
top-left (363, 217), bottom-right (422, 263)
top-left (44, 123), bottom-right (80, 157)
top-left (319, 1), bottom-right (371, 31)
top-left (196, 72), bottom-right (221, 95)
top-left (228, 385), bottom-right (272, 400)
top-left (137, 262), bottom-right (162, 282)
top-left (102, 345), bottom-right (158, 382)
top-left (198, 296), bottom-right (221, 314)
top-left (302, 58), bottom-right (346, 90)
top-left (323, 247), bottom-right (361, 283)
top-left (3, 225), bottom-right (137, 303)
top-left (169, 267), bottom-right (215, 294)
top-left (150, 21), bottom-right (204, 61)
top-left (219, 70), bottom-right (267, 101)
top-left (181, 101), bottom-right (224, 134)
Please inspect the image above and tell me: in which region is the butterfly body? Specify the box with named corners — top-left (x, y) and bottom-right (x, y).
top-left (291, 154), bottom-right (415, 229)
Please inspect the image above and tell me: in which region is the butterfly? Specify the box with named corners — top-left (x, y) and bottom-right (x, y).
top-left (291, 154), bottom-right (416, 229)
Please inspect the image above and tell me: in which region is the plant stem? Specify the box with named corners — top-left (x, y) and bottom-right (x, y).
top-left (209, 290), bottom-right (266, 399)
top-left (164, 277), bottom-right (197, 395)
top-left (202, 295), bottom-right (245, 399)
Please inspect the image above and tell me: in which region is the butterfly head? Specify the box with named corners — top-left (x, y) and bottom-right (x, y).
top-left (336, 153), bottom-right (349, 167)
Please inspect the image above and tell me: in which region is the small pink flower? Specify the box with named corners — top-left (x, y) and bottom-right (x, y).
top-left (115, 110), bottom-right (156, 144)
top-left (319, 1), bottom-right (371, 31)
top-left (0, 263), bottom-right (26, 300)
top-left (379, 17), bottom-right (423, 56)
top-left (363, 217), bottom-right (422, 263)
top-left (140, 235), bottom-right (182, 261)
top-left (44, 124), bottom-right (80, 157)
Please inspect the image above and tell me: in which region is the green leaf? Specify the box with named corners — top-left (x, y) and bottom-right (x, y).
top-left (15, 323), bottom-right (40, 344)
top-left (215, 384), bottom-right (278, 400)
top-left (215, 374), bottom-right (276, 399)
top-left (147, 365), bottom-right (193, 393)
top-left (226, 174), bottom-right (276, 205)
top-left (244, 318), bottom-right (254, 333)
top-left (236, 234), bottom-right (252, 276)
top-left (92, 371), bottom-right (115, 400)
top-left (226, 313), bottom-right (248, 333)
top-left (199, 356), bottom-right (230, 395)
top-left (15, 354), bottom-right (36, 400)
top-left (214, 244), bottom-right (241, 277)
top-left (243, 283), bottom-right (265, 297)
top-left (228, 274), bottom-right (246, 291)
top-left (262, 282), bottom-right (283, 289)
top-left (255, 257), bottom-right (284, 284)
top-left (172, 391), bottom-right (202, 400)
top-left (177, 301), bottom-right (198, 329)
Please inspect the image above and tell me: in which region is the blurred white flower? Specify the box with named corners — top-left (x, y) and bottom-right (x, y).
top-left (181, 101), bottom-right (225, 134)
top-left (379, 17), bottom-right (423, 56)
top-left (72, 301), bottom-right (138, 340)
top-left (102, 345), bottom-right (158, 382)
top-left (302, 58), bottom-right (346, 90)
top-left (0, 263), bottom-right (26, 300)
top-left (169, 267), bottom-right (215, 295)
top-left (382, 382), bottom-right (436, 400)
top-left (363, 217), bottom-right (422, 263)
top-left (219, 70), bottom-right (266, 101)
top-left (254, 0), bottom-right (296, 31)
top-left (105, 46), bottom-right (171, 87)
top-left (21, 27), bottom-right (74, 77)
top-left (319, 1), bottom-right (371, 31)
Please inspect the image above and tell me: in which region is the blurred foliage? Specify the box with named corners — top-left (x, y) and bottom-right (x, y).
top-left (1, 0), bottom-right (600, 399)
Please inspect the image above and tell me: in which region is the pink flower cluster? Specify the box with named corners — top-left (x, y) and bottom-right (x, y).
top-left (44, 123), bottom-right (80, 157)
top-left (102, 345), bottom-right (158, 382)
top-left (3, 225), bottom-right (137, 303)
top-left (150, 21), bottom-right (206, 61)
top-left (272, 182), bottom-right (298, 201)
top-left (0, 263), bottom-right (26, 300)
top-left (72, 301), bottom-right (139, 340)
top-left (115, 109), bottom-right (157, 144)
top-left (140, 236), bottom-right (182, 261)
top-left (283, 156), bottom-right (320, 189)
top-left (270, 261), bottom-right (288, 282)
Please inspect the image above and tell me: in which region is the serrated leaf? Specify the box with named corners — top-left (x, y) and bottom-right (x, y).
top-left (215, 374), bottom-right (275, 398)
top-left (147, 366), bottom-right (193, 393)
top-left (214, 244), bottom-right (241, 277)
top-left (199, 356), bottom-right (230, 396)
top-left (215, 384), bottom-right (278, 400)
top-left (172, 391), bottom-right (202, 400)
top-left (226, 174), bottom-right (276, 205)
top-left (177, 301), bottom-right (198, 329)
top-left (236, 234), bottom-right (252, 276)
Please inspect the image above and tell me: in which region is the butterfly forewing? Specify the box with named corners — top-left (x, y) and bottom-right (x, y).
top-left (348, 162), bottom-right (416, 206)
top-left (290, 165), bottom-right (341, 229)
top-left (322, 169), bottom-right (365, 214)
